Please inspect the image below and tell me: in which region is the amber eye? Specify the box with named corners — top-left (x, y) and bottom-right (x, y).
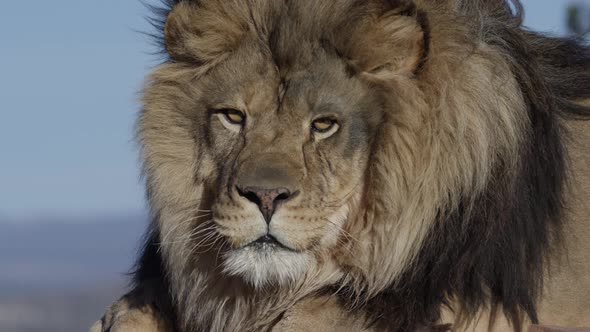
top-left (215, 108), bottom-right (246, 133)
top-left (311, 117), bottom-right (337, 133)
top-left (220, 109), bottom-right (245, 125)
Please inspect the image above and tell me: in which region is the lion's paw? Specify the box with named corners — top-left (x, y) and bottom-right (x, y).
top-left (90, 294), bottom-right (171, 332)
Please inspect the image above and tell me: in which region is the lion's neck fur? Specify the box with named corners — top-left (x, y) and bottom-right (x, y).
top-left (169, 254), bottom-right (341, 331)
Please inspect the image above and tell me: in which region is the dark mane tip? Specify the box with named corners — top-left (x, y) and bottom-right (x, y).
top-left (414, 9), bottom-right (431, 75)
top-left (385, 0), bottom-right (418, 17)
top-left (142, 0), bottom-right (183, 61)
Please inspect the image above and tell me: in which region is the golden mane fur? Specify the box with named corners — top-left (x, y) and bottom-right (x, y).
top-left (92, 1), bottom-right (590, 331)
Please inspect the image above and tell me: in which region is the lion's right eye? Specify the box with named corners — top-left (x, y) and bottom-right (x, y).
top-left (215, 109), bottom-right (246, 133)
top-left (220, 109), bottom-right (245, 125)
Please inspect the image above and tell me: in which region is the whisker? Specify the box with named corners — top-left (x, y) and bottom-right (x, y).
top-left (158, 219), bottom-right (215, 245)
top-left (192, 230), bottom-right (219, 248)
top-left (158, 227), bottom-right (216, 245)
top-left (212, 240), bottom-right (233, 272)
top-left (320, 212), bottom-right (360, 245)
top-left (192, 236), bottom-right (224, 255)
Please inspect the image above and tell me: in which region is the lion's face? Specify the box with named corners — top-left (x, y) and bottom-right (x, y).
top-left (174, 41), bottom-right (383, 285)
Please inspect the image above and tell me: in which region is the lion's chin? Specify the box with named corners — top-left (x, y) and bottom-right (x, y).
top-left (222, 245), bottom-right (311, 288)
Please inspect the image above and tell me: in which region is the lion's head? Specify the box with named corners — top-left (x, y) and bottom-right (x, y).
top-left (141, 0), bottom-right (438, 287)
top-left (136, 0), bottom-right (586, 330)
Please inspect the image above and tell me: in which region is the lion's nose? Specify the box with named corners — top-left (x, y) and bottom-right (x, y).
top-left (237, 186), bottom-right (295, 223)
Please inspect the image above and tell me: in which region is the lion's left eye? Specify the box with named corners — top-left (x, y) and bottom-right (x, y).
top-left (312, 118), bottom-right (336, 132)
top-left (311, 117), bottom-right (339, 138)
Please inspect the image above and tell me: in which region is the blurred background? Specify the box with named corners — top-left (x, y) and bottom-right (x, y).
top-left (0, 1), bottom-right (587, 331)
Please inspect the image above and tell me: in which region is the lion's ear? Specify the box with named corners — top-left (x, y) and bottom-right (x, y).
top-left (349, 0), bottom-right (429, 78)
top-left (164, 2), bottom-right (247, 63)
top-left (164, 3), bottom-right (193, 61)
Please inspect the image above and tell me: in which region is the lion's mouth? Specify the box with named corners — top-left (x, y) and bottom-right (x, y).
top-left (244, 234), bottom-right (295, 252)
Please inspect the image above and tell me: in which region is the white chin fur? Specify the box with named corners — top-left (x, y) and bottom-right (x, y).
top-left (222, 246), bottom-right (311, 288)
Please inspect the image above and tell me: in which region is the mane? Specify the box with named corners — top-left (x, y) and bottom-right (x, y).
top-left (350, 1), bottom-right (590, 331)
top-left (133, 1), bottom-right (590, 331)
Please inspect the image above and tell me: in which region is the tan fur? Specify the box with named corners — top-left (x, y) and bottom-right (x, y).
top-left (96, 294), bottom-right (373, 332)
top-left (92, 292), bottom-right (174, 332)
top-left (93, 1), bottom-right (589, 331)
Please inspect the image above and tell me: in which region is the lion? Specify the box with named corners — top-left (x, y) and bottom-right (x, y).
top-left (91, 0), bottom-right (590, 331)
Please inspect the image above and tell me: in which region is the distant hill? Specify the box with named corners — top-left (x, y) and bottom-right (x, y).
top-left (0, 214), bottom-right (147, 332)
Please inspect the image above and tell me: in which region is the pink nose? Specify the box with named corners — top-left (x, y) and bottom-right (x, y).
top-left (237, 187), bottom-right (294, 223)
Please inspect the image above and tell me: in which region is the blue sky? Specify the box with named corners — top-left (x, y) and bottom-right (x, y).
top-left (0, 1), bottom-right (571, 221)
